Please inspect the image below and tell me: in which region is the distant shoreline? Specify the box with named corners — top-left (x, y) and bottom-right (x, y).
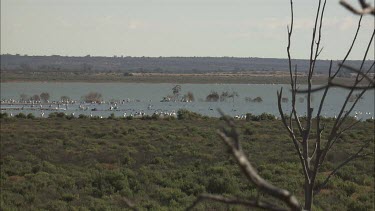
top-left (0, 72), bottom-right (356, 85)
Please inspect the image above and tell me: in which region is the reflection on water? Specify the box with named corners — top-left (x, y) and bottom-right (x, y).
top-left (1, 82), bottom-right (374, 119)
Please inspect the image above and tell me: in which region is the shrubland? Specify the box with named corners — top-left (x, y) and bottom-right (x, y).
top-left (0, 112), bottom-right (373, 210)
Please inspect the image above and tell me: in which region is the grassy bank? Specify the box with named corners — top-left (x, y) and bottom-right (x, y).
top-left (0, 114), bottom-right (374, 210)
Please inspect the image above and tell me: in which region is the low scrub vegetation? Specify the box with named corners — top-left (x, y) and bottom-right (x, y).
top-left (0, 112), bottom-right (373, 210)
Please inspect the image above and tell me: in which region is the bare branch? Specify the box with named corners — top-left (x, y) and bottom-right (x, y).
top-left (297, 29), bottom-right (375, 94)
top-left (118, 197), bottom-right (138, 211)
top-left (297, 82), bottom-right (373, 93)
top-left (278, 89), bottom-right (309, 181)
top-left (332, 15), bottom-right (363, 79)
top-left (218, 109), bottom-right (240, 149)
top-left (340, 0), bottom-right (375, 15)
top-left (327, 120), bottom-right (361, 152)
top-left (338, 63), bottom-right (375, 85)
top-left (315, 143), bottom-right (372, 194)
top-left (215, 113), bottom-right (301, 211)
top-left (286, 0), bottom-right (304, 136)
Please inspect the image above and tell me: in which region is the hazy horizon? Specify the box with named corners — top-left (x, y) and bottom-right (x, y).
top-left (1, 0), bottom-right (374, 60)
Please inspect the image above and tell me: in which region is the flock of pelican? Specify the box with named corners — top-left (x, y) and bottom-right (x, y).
top-left (1, 98), bottom-right (373, 120)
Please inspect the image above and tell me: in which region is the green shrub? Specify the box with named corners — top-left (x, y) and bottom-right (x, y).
top-left (15, 113), bottom-right (27, 119)
top-left (108, 113), bottom-right (116, 119)
top-left (151, 113), bottom-right (160, 120)
top-left (246, 112), bottom-right (276, 121)
top-left (0, 112), bottom-right (9, 118)
top-left (56, 112), bottom-right (66, 118)
top-left (156, 187), bottom-right (187, 205)
top-left (26, 113), bottom-right (35, 119)
top-left (78, 114), bottom-right (88, 119)
top-left (339, 181), bottom-right (357, 196)
top-left (65, 114), bottom-right (75, 120)
top-left (177, 109), bottom-right (203, 120)
top-left (48, 112), bottom-right (66, 118)
top-left (61, 193), bottom-right (77, 202)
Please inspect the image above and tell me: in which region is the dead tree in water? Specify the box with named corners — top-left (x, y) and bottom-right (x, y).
top-left (189, 0), bottom-right (374, 210)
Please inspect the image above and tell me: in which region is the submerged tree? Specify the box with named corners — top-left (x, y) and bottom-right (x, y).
top-left (189, 0), bottom-right (374, 210)
top-left (172, 85), bottom-right (182, 100)
top-left (30, 94), bottom-right (41, 102)
top-left (60, 95), bottom-right (71, 103)
top-left (206, 91), bottom-right (220, 102)
top-left (40, 92), bottom-right (50, 103)
top-left (83, 92), bottom-right (103, 103)
top-left (220, 91), bottom-right (229, 102)
top-left (228, 91), bottom-right (239, 103)
top-left (182, 92), bottom-right (195, 102)
top-left (19, 94), bottom-right (29, 102)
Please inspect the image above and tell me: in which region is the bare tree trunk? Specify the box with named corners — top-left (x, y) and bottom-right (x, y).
top-left (304, 183), bottom-right (313, 211)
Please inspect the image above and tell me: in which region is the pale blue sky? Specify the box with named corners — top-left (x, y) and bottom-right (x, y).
top-left (1, 0), bottom-right (374, 59)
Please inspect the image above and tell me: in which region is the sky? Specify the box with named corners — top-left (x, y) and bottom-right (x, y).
top-left (1, 0), bottom-right (374, 59)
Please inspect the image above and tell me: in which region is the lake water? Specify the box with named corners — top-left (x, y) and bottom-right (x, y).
top-left (1, 82), bottom-right (374, 119)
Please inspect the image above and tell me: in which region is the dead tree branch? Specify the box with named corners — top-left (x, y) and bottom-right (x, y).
top-left (314, 143), bottom-right (373, 194)
top-left (190, 1), bottom-right (374, 210)
top-left (217, 112), bottom-right (301, 211)
top-left (117, 197), bottom-right (138, 211)
top-left (340, 0), bottom-right (375, 15)
top-left (281, 0), bottom-right (373, 210)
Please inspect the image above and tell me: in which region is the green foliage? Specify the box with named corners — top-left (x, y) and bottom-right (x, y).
top-left (177, 109), bottom-right (204, 120)
top-left (48, 112), bottom-right (66, 118)
top-left (78, 114), bottom-right (88, 119)
top-left (108, 113), bottom-right (116, 119)
top-left (65, 114), bottom-right (75, 120)
top-left (26, 113), bottom-right (35, 119)
top-left (245, 112), bottom-right (276, 121)
top-left (15, 113), bottom-right (27, 118)
top-left (0, 117), bottom-right (373, 210)
top-left (0, 112), bottom-right (9, 118)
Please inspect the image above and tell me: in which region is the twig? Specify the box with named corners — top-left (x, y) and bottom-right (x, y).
top-left (338, 63), bottom-right (375, 84)
top-left (119, 197), bottom-right (138, 211)
top-left (340, 0), bottom-right (375, 15)
top-left (216, 113), bottom-right (301, 211)
top-left (296, 62), bottom-right (375, 93)
top-left (314, 143), bottom-right (372, 194)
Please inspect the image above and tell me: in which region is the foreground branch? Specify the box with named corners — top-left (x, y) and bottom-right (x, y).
top-left (314, 143), bottom-right (373, 194)
top-left (217, 112), bottom-right (300, 210)
top-left (296, 62), bottom-right (375, 93)
top-left (340, 0), bottom-right (375, 15)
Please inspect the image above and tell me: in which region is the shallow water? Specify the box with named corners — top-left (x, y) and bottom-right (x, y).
top-left (1, 82), bottom-right (374, 119)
